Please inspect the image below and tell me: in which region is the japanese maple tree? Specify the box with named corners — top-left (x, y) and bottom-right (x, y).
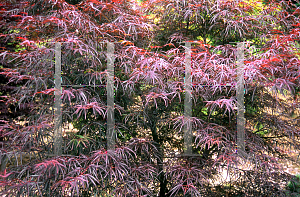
top-left (0, 0), bottom-right (299, 196)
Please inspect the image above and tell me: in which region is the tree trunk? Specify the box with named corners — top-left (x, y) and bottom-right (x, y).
top-left (150, 118), bottom-right (167, 196)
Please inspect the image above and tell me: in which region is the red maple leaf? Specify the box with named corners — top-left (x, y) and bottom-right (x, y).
top-left (112, 0), bottom-right (122, 3)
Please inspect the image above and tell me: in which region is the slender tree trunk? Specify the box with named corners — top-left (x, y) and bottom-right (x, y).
top-left (150, 118), bottom-right (167, 197)
top-left (186, 16), bottom-right (189, 38)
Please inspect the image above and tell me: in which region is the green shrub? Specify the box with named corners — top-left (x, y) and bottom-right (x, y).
top-left (287, 174), bottom-right (300, 196)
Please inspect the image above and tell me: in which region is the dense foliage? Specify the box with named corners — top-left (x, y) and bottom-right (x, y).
top-left (0, 0), bottom-right (300, 196)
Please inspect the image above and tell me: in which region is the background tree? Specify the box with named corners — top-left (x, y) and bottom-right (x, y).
top-left (0, 0), bottom-right (299, 196)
